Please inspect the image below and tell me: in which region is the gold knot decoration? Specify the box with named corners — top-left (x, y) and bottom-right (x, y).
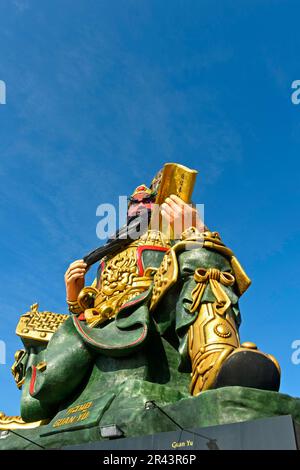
top-left (190, 268), bottom-right (235, 316)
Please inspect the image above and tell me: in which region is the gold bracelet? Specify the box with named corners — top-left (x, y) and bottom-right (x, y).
top-left (66, 299), bottom-right (83, 315)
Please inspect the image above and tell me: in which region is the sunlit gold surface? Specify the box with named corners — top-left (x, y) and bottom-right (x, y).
top-left (81, 230), bottom-right (170, 328)
top-left (155, 163), bottom-right (198, 205)
top-left (150, 229), bottom-right (248, 312)
top-left (188, 303), bottom-right (240, 396)
top-left (241, 341), bottom-right (258, 349)
top-left (36, 361), bottom-right (47, 372)
top-left (67, 299), bottom-right (83, 315)
top-left (191, 268), bottom-right (235, 316)
top-left (11, 350), bottom-right (26, 389)
top-left (0, 412), bottom-right (48, 430)
top-left (180, 229), bottom-right (251, 296)
top-left (151, 163), bottom-right (198, 238)
top-left (230, 255), bottom-right (252, 296)
top-left (180, 226), bottom-right (205, 241)
top-left (16, 303), bottom-right (69, 345)
top-left (150, 249), bottom-right (178, 311)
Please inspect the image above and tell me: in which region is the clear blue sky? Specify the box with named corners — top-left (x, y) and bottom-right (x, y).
top-left (0, 0), bottom-right (299, 415)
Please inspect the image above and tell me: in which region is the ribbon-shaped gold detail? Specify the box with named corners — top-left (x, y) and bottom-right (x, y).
top-left (190, 268), bottom-right (235, 316)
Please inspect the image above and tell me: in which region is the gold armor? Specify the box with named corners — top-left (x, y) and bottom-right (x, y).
top-left (188, 266), bottom-right (240, 394)
top-left (188, 296), bottom-right (241, 396)
top-left (148, 228), bottom-right (279, 396)
top-left (78, 230), bottom-right (170, 328)
top-left (184, 231), bottom-right (280, 395)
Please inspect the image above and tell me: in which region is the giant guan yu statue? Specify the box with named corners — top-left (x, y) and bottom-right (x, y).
top-left (0, 163), bottom-right (281, 448)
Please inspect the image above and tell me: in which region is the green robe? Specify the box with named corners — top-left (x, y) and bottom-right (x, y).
top-left (20, 237), bottom-right (244, 423)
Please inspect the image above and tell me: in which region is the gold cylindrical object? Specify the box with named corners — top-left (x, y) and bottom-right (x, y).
top-left (188, 303), bottom-right (240, 396)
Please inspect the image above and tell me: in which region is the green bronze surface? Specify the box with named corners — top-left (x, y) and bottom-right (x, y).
top-left (1, 387), bottom-right (300, 450)
top-left (1, 234), bottom-right (287, 449)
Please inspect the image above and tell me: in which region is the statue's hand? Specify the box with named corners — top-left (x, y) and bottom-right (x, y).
top-left (161, 194), bottom-right (205, 238)
top-left (65, 259), bottom-right (88, 301)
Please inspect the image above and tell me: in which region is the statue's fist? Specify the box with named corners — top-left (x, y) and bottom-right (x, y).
top-left (64, 259), bottom-right (88, 301)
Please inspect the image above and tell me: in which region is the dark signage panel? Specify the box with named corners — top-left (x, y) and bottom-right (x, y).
top-left (64, 415), bottom-right (298, 450)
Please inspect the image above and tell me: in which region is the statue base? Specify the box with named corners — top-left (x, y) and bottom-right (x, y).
top-left (1, 386), bottom-right (300, 450)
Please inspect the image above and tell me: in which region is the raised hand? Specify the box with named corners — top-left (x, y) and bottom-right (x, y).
top-left (161, 194), bottom-right (205, 238)
top-left (64, 259), bottom-right (88, 301)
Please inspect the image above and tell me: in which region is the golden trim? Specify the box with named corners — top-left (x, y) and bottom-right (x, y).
top-left (77, 286), bottom-right (99, 311)
top-left (0, 412), bottom-right (48, 431)
top-left (267, 354), bottom-right (281, 376)
top-left (241, 341), bottom-right (257, 350)
top-left (188, 303), bottom-right (240, 396)
top-left (151, 231), bottom-right (235, 311)
top-left (78, 233), bottom-right (168, 328)
top-left (180, 226), bottom-right (205, 241)
top-left (150, 230), bottom-right (251, 311)
top-left (67, 299), bottom-right (83, 315)
top-left (11, 349), bottom-right (26, 389)
top-left (191, 268), bottom-right (235, 316)
top-left (230, 256), bottom-right (252, 296)
top-left (150, 248), bottom-right (178, 311)
top-left (16, 303), bottom-right (69, 345)
top-left (203, 240), bottom-right (234, 258)
top-left (36, 361), bottom-right (47, 372)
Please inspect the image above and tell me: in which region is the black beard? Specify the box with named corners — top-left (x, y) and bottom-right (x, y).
top-left (83, 209), bottom-right (151, 267)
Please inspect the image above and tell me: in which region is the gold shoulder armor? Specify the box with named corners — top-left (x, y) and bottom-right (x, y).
top-left (150, 227), bottom-right (251, 310)
top-left (150, 248), bottom-right (179, 311)
top-left (150, 228), bottom-right (207, 311)
top-left (181, 228), bottom-right (251, 296)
